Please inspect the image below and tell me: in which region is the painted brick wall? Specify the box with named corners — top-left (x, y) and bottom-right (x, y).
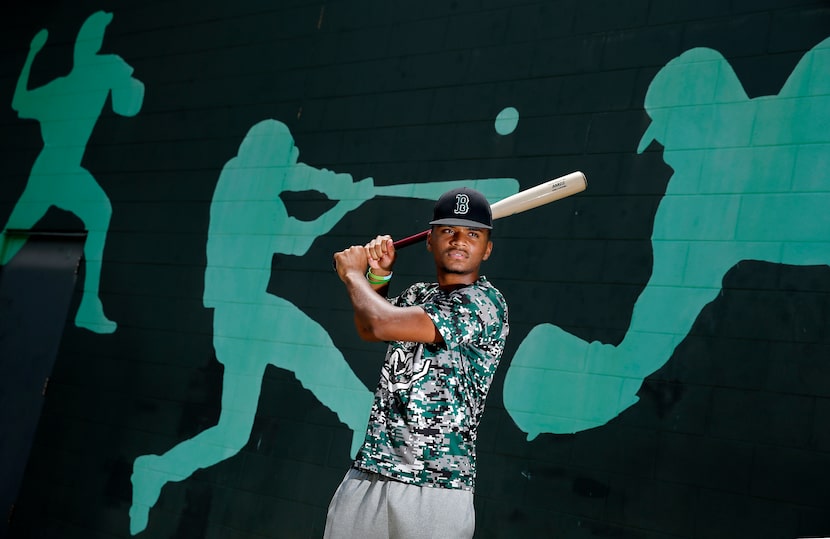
top-left (1, 1), bottom-right (829, 538)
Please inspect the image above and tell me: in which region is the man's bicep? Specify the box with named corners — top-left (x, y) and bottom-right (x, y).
top-left (373, 306), bottom-right (443, 344)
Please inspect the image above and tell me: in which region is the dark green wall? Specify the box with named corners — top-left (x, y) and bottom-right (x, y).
top-left (2, 1), bottom-right (829, 538)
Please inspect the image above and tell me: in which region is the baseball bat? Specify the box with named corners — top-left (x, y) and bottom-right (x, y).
top-left (392, 171), bottom-right (587, 248)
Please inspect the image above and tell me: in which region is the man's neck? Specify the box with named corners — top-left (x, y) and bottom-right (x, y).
top-left (437, 270), bottom-right (479, 291)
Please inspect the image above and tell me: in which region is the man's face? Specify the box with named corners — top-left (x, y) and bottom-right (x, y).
top-left (427, 225), bottom-right (493, 276)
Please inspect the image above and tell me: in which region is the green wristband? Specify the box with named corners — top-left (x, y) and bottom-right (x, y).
top-left (366, 269), bottom-right (392, 285)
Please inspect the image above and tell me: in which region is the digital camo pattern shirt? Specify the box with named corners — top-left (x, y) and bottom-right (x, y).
top-left (353, 276), bottom-right (509, 491)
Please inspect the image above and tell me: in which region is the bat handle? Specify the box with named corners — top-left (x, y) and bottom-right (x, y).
top-left (392, 229), bottom-right (429, 249)
top-left (333, 229), bottom-right (428, 270)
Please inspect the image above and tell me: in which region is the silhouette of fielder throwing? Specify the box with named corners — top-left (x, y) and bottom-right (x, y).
top-left (2, 11), bottom-right (144, 333)
top-left (504, 38), bottom-right (830, 436)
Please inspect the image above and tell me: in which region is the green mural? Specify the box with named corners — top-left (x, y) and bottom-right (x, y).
top-left (10, 7), bottom-right (828, 537)
top-left (1, 11), bottom-right (144, 334)
top-left (128, 119), bottom-right (518, 535)
top-left (504, 38), bottom-right (830, 437)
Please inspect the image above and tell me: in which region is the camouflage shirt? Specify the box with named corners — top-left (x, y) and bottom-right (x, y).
top-left (353, 276), bottom-right (509, 491)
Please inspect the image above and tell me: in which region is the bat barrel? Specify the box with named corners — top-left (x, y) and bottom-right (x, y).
top-left (490, 171), bottom-right (586, 219)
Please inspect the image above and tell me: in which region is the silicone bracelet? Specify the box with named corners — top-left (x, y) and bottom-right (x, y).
top-left (366, 269), bottom-right (392, 284)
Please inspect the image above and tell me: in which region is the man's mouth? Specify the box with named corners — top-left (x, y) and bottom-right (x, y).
top-left (446, 249), bottom-right (467, 260)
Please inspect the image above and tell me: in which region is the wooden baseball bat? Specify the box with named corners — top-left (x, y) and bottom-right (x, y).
top-left (393, 171), bottom-right (587, 248)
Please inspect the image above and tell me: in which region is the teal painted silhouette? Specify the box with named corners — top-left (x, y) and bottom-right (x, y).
top-left (129, 119), bottom-right (518, 535)
top-left (2, 11), bottom-right (144, 334)
top-left (504, 37), bottom-right (830, 437)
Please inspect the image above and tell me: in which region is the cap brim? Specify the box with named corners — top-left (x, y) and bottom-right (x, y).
top-left (429, 218), bottom-right (492, 229)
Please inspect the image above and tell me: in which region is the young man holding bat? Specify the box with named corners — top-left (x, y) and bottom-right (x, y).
top-left (327, 187), bottom-right (509, 539)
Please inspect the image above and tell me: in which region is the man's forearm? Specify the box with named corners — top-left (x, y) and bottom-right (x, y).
top-left (344, 271), bottom-right (392, 341)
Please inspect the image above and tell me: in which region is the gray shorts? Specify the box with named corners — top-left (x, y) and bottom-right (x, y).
top-left (323, 468), bottom-right (475, 539)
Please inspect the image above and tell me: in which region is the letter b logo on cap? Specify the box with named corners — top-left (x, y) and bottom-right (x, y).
top-left (454, 194), bottom-right (470, 215)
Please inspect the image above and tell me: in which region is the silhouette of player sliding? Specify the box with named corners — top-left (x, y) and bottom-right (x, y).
top-left (129, 119), bottom-right (517, 535)
top-left (2, 11), bottom-right (144, 333)
top-left (504, 38), bottom-right (830, 437)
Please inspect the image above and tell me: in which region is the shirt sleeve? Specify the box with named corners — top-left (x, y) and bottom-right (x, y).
top-left (420, 285), bottom-right (507, 350)
top-left (421, 283), bottom-right (509, 421)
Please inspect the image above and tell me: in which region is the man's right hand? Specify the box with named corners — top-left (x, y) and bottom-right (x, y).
top-left (333, 245), bottom-right (369, 283)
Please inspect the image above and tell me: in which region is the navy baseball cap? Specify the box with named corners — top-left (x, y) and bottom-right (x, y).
top-left (429, 187), bottom-right (493, 229)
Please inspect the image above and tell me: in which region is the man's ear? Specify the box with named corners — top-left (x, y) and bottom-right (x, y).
top-left (482, 240), bottom-right (493, 261)
top-left (426, 230), bottom-right (433, 252)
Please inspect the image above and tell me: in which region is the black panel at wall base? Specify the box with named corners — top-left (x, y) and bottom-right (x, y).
top-left (0, 234), bottom-right (84, 539)
top-left (1, 0), bottom-right (829, 538)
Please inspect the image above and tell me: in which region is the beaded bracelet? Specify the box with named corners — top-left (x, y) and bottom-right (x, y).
top-left (366, 269), bottom-right (393, 285)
